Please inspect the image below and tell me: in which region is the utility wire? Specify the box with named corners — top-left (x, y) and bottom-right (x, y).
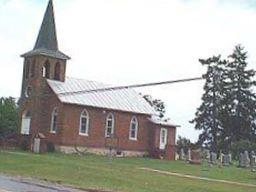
top-left (12, 76), bottom-right (204, 100)
top-left (58, 77), bottom-right (204, 96)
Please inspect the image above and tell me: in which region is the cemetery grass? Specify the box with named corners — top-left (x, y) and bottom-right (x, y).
top-left (0, 150), bottom-right (256, 192)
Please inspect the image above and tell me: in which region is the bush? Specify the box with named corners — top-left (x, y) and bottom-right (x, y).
top-left (46, 142), bottom-right (55, 152)
top-left (20, 138), bottom-right (29, 151)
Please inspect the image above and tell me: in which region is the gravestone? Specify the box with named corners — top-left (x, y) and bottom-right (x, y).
top-left (210, 152), bottom-right (217, 165)
top-left (33, 138), bottom-right (40, 153)
top-left (239, 151), bottom-right (250, 168)
top-left (244, 151), bottom-right (250, 168)
top-left (187, 149), bottom-right (192, 161)
top-left (180, 148), bottom-right (186, 160)
top-left (220, 153), bottom-right (224, 166)
top-left (222, 154), bottom-right (231, 166)
top-left (228, 153), bottom-right (232, 164)
top-left (251, 151), bottom-right (256, 170)
top-left (189, 149), bottom-right (201, 164)
top-left (238, 152), bottom-right (244, 167)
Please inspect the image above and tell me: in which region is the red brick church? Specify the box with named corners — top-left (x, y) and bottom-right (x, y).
top-left (19, 0), bottom-right (178, 160)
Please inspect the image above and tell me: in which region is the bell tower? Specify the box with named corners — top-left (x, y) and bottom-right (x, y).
top-left (19, 0), bottom-right (70, 139)
top-left (20, 0), bottom-right (70, 99)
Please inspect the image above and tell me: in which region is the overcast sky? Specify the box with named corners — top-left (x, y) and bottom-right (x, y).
top-left (1, 0), bottom-right (256, 142)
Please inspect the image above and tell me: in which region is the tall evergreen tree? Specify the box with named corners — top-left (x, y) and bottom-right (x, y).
top-left (191, 55), bottom-right (227, 152)
top-left (192, 45), bottom-right (256, 153)
top-left (224, 45), bottom-right (256, 146)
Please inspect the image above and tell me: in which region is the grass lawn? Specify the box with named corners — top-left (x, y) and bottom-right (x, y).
top-left (0, 150), bottom-right (256, 192)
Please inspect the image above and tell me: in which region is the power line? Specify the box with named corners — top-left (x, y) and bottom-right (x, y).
top-left (12, 76), bottom-right (204, 100)
top-left (58, 77), bottom-right (203, 97)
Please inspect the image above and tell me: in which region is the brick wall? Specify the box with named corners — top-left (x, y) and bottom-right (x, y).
top-left (150, 125), bottom-right (176, 160)
top-left (60, 104), bottom-right (152, 152)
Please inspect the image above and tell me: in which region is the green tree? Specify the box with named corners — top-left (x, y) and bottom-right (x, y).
top-left (143, 95), bottom-right (166, 118)
top-left (224, 45), bottom-right (256, 147)
top-left (191, 55), bottom-right (227, 152)
top-left (192, 45), bottom-right (256, 153)
top-left (0, 97), bottom-right (19, 138)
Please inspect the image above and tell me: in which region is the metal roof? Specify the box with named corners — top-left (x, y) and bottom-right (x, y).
top-left (149, 116), bottom-right (180, 127)
top-left (47, 77), bottom-right (156, 115)
top-left (21, 0), bottom-right (70, 60)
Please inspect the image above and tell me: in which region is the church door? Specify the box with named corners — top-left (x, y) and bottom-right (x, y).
top-left (159, 128), bottom-right (168, 150)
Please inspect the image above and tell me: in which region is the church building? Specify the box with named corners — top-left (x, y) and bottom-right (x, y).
top-left (19, 0), bottom-right (178, 160)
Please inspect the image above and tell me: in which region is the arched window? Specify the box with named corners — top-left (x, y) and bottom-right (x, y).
top-left (21, 110), bottom-right (31, 135)
top-left (30, 59), bottom-right (36, 78)
top-left (42, 60), bottom-right (50, 78)
top-left (105, 113), bottom-right (114, 137)
top-left (25, 60), bottom-right (30, 79)
top-left (54, 62), bottom-right (61, 80)
top-left (129, 116), bottom-right (138, 140)
top-left (50, 107), bottom-right (58, 133)
top-left (79, 109), bottom-right (89, 135)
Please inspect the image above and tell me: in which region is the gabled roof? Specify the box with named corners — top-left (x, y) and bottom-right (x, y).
top-left (21, 0), bottom-right (70, 60)
top-left (47, 77), bottom-right (156, 115)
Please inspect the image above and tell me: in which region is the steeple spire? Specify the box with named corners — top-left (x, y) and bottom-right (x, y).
top-left (34, 0), bottom-right (58, 51)
top-left (22, 0), bottom-right (70, 60)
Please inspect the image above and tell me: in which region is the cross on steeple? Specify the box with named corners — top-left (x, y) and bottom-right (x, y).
top-left (22, 0), bottom-right (70, 60)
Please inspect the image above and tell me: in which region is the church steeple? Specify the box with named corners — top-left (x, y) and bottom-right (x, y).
top-left (21, 0), bottom-right (70, 60)
top-left (34, 0), bottom-right (58, 51)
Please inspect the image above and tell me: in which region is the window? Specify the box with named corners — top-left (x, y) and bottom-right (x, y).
top-left (54, 62), bottom-right (61, 80)
top-left (25, 60), bottom-right (30, 79)
top-left (50, 107), bottom-right (58, 133)
top-left (129, 116), bottom-right (138, 140)
top-left (30, 59), bottom-right (36, 78)
top-left (79, 109), bottom-right (89, 135)
top-left (21, 110), bottom-right (31, 135)
top-left (105, 113), bottom-right (114, 137)
top-left (43, 60), bottom-right (50, 78)
top-left (25, 86), bottom-right (32, 98)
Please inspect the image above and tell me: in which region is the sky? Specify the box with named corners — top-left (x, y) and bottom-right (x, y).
top-left (1, 0), bottom-right (256, 142)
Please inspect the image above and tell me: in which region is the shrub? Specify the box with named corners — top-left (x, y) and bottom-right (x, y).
top-left (46, 142), bottom-right (55, 153)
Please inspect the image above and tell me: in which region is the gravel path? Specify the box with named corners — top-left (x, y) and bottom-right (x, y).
top-left (139, 167), bottom-right (256, 188)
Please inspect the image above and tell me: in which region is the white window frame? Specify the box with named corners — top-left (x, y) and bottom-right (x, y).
top-left (159, 128), bottom-right (168, 149)
top-left (21, 110), bottom-right (31, 135)
top-left (129, 116), bottom-right (138, 141)
top-left (105, 113), bottom-right (114, 137)
top-left (79, 109), bottom-right (89, 136)
top-left (50, 107), bottom-right (58, 134)
top-left (159, 128), bottom-right (168, 150)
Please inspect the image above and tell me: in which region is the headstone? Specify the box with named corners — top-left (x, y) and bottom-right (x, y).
top-left (220, 153), bottom-right (224, 166)
top-left (187, 149), bottom-right (192, 161)
top-left (210, 152), bottom-right (217, 165)
top-left (33, 138), bottom-right (40, 153)
top-left (189, 149), bottom-right (201, 164)
top-left (238, 152), bottom-right (244, 167)
top-left (228, 153), bottom-right (232, 164)
top-left (222, 154), bottom-right (231, 166)
top-left (180, 148), bottom-right (186, 160)
top-left (244, 151), bottom-right (250, 168)
top-left (250, 151), bottom-right (256, 170)
top-left (239, 151), bottom-right (250, 168)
